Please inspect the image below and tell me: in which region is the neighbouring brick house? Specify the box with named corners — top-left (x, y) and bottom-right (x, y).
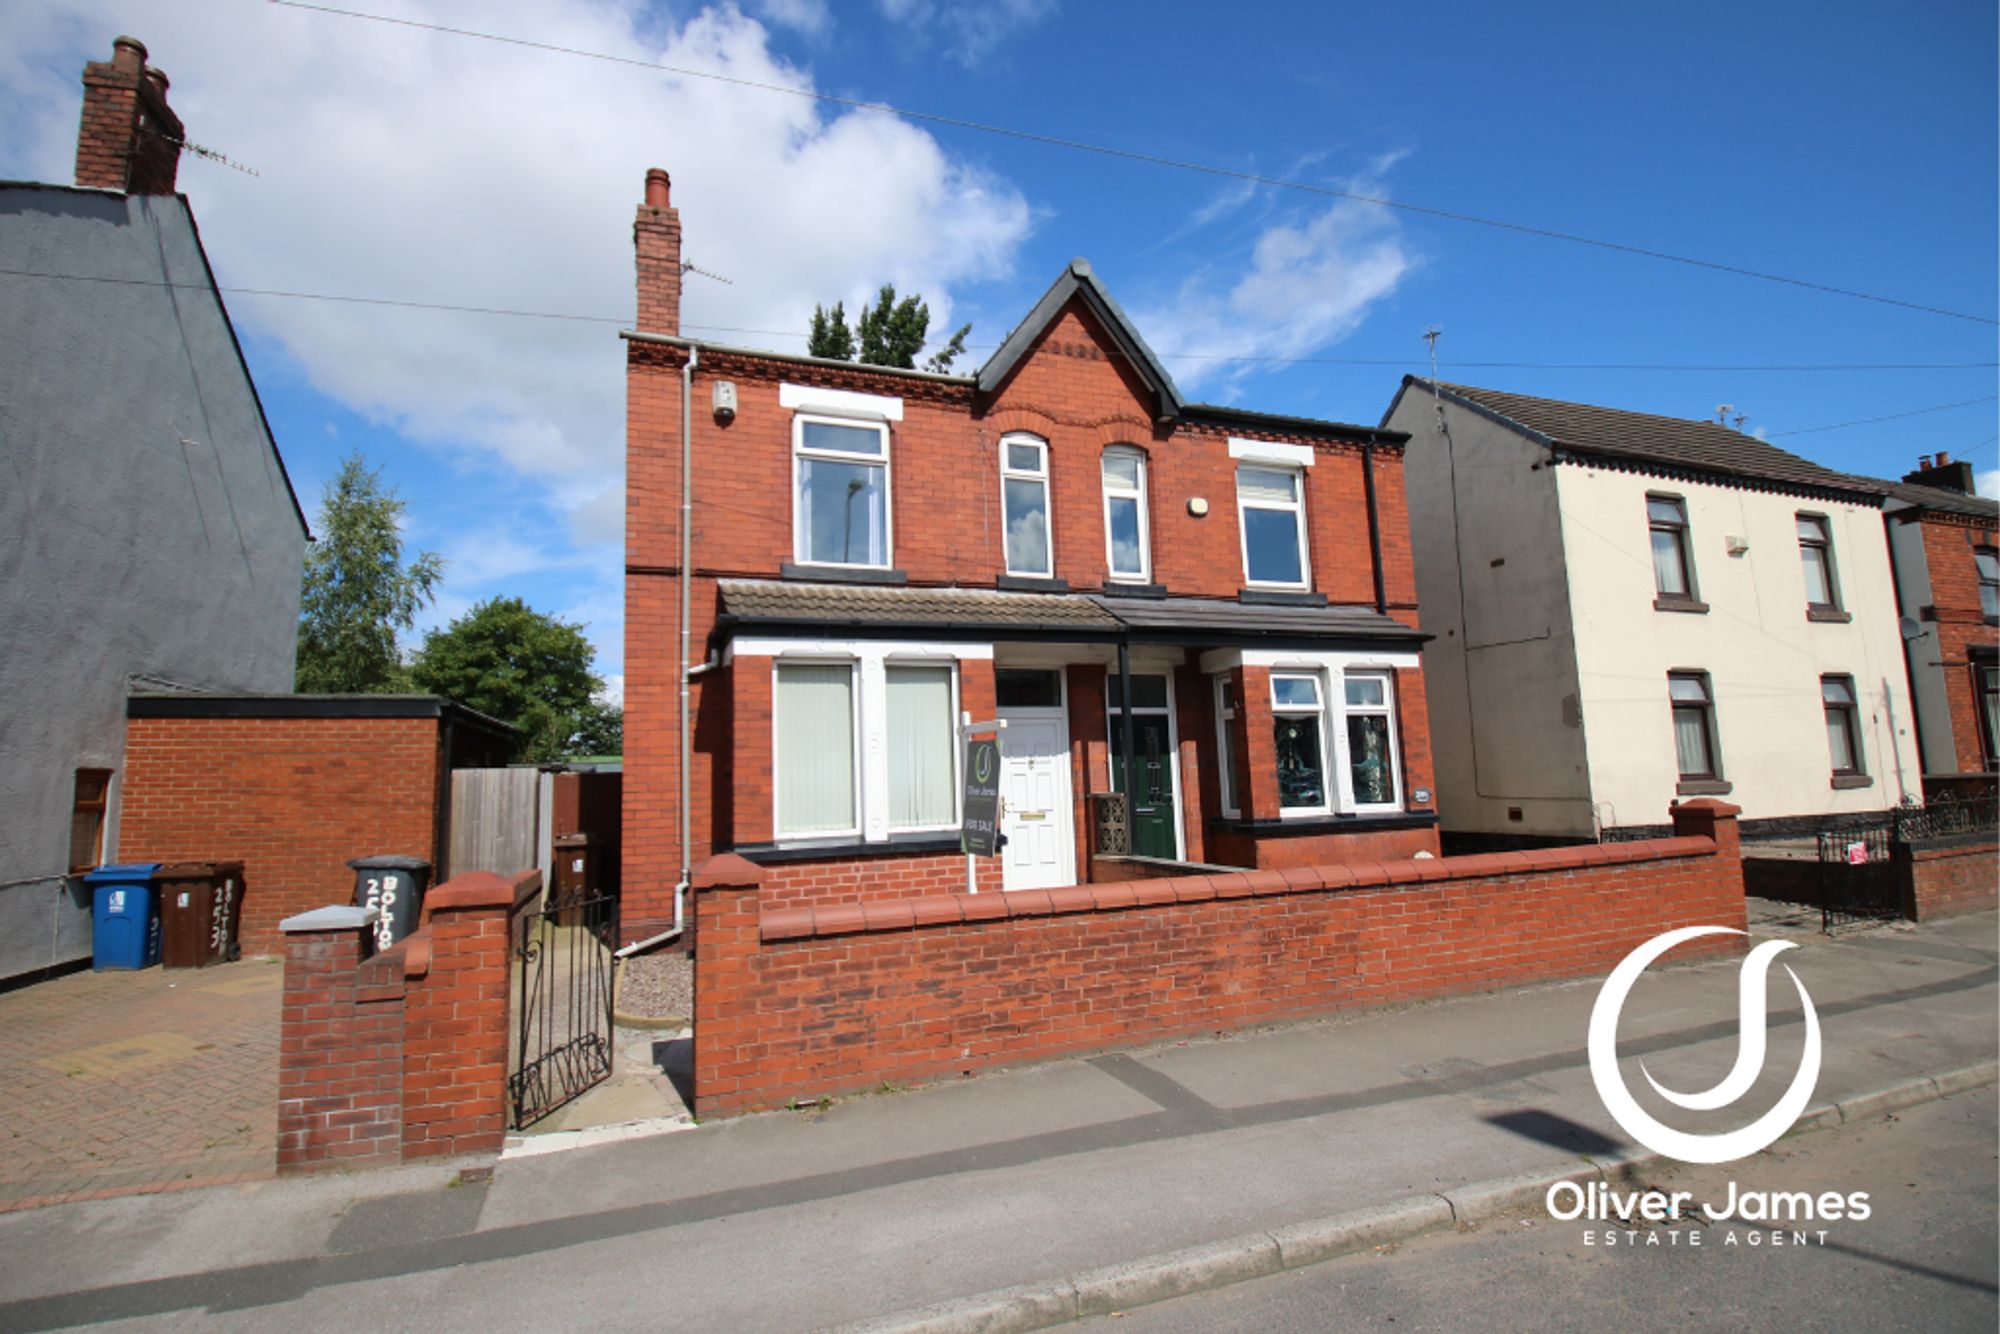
top-left (0, 39), bottom-right (308, 981)
top-left (623, 169), bottom-right (1439, 943)
top-left (1874, 452), bottom-right (2000, 793)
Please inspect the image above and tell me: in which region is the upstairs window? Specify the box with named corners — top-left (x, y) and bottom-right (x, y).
top-left (1797, 514), bottom-right (1842, 612)
top-left (1648, 495), bottom-right (1696, 600)
top-left (1668, 672), bottom-right (1721, 781)
top-left (1000, 435), bottom-right (1052, 577)
top-left (1238, 465), bottom-right (1310, 589)
top-left (1821, 675), bottom-right (1864, 778)
top-left (1978, 547), bottom-right (1999, 621)
top-left (1101, 447), bottom-right (1151, 583)
top-left (794, 416), bottom-right (890, 568)
top-left (69, 769), bottom-right (112, 873)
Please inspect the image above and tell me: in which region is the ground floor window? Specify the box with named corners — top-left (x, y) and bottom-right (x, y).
top-left (773, 657), bottom-right (961, 841)
top-left (1669, 672), bottom-right (1720, 780)
top-left (1343, 673), bottom-right (1401, 810)
top-left (1271, 673), bottom-right (1328, 812)
top-left (1214, 676), bottom-right (1244, 818)
top-left (69, 768), bottom-right (112, 872)
top-left (1822, 675), bottom-right (1864, 777)
top-left (1977, 659), bottom-right (1999, 770)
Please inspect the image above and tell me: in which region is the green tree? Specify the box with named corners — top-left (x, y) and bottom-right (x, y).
top-left (809, 284), bottom-right (971, 373)
top-left (407, 596), bottom-right (614, 762)
top-left (295, 454), bottom-right (444, 693)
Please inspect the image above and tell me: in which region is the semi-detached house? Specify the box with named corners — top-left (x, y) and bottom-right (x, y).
top-left (1385, 378), bottom-right (1922, 846)
top-left (621, 169), bottom-right (1439, 944)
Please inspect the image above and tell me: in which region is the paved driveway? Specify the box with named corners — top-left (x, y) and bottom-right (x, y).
top-left (0, 959), bottom-right (280, 1211)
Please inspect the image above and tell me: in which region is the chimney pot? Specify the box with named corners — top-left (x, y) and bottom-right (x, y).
top-left (645, 168), bottom-right (672, 210)
top-left (144, 66), bottom-right (170, 97)
top-left (1919, 454), bottom-right (1933, 469)
top-left (1935, 451), bottom-right (1951, 466)
top-left (111, 36), bottom-right (147, 73)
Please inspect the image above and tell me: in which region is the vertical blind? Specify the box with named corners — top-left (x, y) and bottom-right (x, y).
top-left (775, 664), bottom-right (856, 835)
top-left (886, 665), bottom-right (955, 829)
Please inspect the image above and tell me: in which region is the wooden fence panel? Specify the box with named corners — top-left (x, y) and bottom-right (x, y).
top-left (450, 768), bottom-right (540, 876)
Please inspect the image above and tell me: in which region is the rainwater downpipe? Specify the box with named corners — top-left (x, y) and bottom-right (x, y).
top-left (616, 343), bottom-right (698, 959)
top-left (1363, 433), bottom-right (1386, 615)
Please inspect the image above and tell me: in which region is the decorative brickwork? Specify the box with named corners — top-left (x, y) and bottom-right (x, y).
top-left (691, 803), bottom-right (1748, 1117)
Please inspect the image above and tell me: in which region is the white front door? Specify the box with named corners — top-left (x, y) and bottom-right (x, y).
top-left (998, 714), bottom-right (1075, 891)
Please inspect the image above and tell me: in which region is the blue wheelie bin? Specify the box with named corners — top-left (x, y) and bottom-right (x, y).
top-left (85, 863), bottom-right (162, 970)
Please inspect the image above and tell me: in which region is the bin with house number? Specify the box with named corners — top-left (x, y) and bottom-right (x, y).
top-left (85, 863), bottom-right (162, 970)
top-left (346, 855), bottom-right (433, 952)
top-left (156, 861), bottom-right (245, 968)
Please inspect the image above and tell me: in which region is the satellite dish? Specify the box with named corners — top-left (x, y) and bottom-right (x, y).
top-left (1899, 616), bottom-right (1923, 642)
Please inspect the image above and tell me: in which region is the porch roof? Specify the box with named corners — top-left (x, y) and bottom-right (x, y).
top-left (715, 579), bottom-right (1428, 649)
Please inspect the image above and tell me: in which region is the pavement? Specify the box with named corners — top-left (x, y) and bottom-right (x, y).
top-left (0, 957), bottom-right (282, 1212)
top-left (0, 905), bottom-right (1991, 1331)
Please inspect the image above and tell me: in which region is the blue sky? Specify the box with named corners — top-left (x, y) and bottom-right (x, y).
top-left (4, 1), bottom-right (1994, 698)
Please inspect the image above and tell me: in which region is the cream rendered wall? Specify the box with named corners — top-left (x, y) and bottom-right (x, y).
top-left (1554, 463), bottom-right (1919, 828)
top-left (1389, 391), bottom-right (1596, 839)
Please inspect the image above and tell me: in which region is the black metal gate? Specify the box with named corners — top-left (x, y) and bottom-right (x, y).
top-left (509, 887), bottom-right (619, 1128)
top-left (1816, 824), bottom-right (1898, 930)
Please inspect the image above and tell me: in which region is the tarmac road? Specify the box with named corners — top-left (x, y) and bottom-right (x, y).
top-left (1091, 1084), bottom-right (1999, 1333)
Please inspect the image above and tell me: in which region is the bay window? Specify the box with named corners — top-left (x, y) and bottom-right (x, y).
top-left (772, 655), bottom-right (960, 843)
top-left (1000, 435), bottom-right (1052, 577)
top-left (1101, 447), bottom-right (1151, 582)
top-left (1343, 673), bottom-right (1401, 809)
top-left (773, 662), bottom-right (859, 838)
top-left (1213, 676), bottom-right (1244, 818)
top-left (885, 665), bottom-right (957, 831)
top-left (1271, 673), bottom-right (1328, 812)
top-left (794, 416), bottom-right (890, 568)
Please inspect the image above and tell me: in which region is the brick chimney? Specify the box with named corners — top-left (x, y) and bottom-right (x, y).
top-left (634, 168), bottom-right (682, 336)
top-left (1903, 451), bottom-right (1975, 495)
top-left (75, 36), bottom-right (184, 194)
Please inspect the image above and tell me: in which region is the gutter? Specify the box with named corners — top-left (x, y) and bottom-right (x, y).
top-left (622, 330), bottom-right (976, 385)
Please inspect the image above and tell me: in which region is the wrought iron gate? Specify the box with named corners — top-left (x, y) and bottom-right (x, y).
top-left (509, 887), bottom-right (619, 1127)
top-left (1815, 824), bottom-right (1898, 930)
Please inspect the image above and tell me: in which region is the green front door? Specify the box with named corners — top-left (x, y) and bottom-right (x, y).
top-left (1110, 709), bottom-right (1177, 859)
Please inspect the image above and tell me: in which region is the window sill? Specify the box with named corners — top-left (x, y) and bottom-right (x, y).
top-left (1807, 606), bottom-right (1852, 624)
top-left (733, 833), bottom-right (964, 864)
top-left (1210, 811), bottom-right (1439, 835)
top-left (1654, 595), bottom-right (1710, 615)
top-left (996, 574), bottom-right (1068, 593)
top-left (1239, 588), bottom-right (1328, 607)
top-left (1676, 778), bottom-right (1733, 796)
top-left (1830, 773), bottom-right (1874, 790)
top-left (781, 563), bottom-right (908, 586)
top-left (1100, 581), bottom-right (1168, 599)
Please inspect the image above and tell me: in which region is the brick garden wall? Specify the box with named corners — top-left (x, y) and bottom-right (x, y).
top-left (1902, 840), bottom-right (1999, 920)
top-left (692, 802), bottom-right (1748, 1117)
top-left (120, 715), bottom-right (443, 956)
top-left (277, 870), bottom-right (524, 1173)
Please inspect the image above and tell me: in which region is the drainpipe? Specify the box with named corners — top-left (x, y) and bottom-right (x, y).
top-left (1116, 639), bottom-right (1137, 832)
top-left (1363, 433), bottom-right (1386, 615)
top-left (674, 344), bottom-right (699, 942)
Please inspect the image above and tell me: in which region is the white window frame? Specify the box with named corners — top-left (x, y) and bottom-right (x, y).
top-left (1270, 671), bottom-right (1332, 817)
top-left (883, 659), bottom-right (964, 835)
top-left (771, 658), bottom-right (864, 842)
top-left (1101, 446), bottom-right (1152, 584)
top-left (999, 432), bottom-right (1053, 578)
top-left (1212, 674), bottom-right (1241, 819)
top-left (1337, 670), bottom-right (1404, 815)
top-left (792, 412), bottom-right (892, 570)
top-left (1236, 464), bottom-right (1312, 590)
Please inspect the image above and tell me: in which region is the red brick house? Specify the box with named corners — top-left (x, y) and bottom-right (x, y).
top-left (1879, 452), bottom-right (1999, 793)
top-left (622, 170), bottom-right (1438, 944)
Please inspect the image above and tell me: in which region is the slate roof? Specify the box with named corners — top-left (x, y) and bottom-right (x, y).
top-left (717, 579), bottom-right (1427, 646)
top-left (1407, 378), bottom-right (1882, 500)
top-left (1878, 480), bottom-right (1999, 521)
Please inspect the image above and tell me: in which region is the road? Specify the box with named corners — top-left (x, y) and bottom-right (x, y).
top-left (1091, 1084), bottom-right (1999, 1333)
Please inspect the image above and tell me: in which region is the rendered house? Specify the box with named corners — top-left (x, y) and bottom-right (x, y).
top-left (1384, 378), bottom-right (1920, 845)
top-left (1873, 452), bottom-right (1999, 791)
top-left (0, 39), bottom-right (308, 980)
top-left (621, 170), bottom-right (1439, 943)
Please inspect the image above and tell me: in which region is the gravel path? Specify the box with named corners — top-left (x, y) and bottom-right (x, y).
top-left (618, 950), bottom-right (692, 1021)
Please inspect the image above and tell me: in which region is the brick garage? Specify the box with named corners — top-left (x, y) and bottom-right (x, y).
top-left (119, 695), bottom-right (515, 955)
top-left (691, 802), bottom-right (1748, 1118)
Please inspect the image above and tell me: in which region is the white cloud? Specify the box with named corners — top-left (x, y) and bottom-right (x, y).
top-left (1978, 466), bottom-right (1998, 499)
top-left (0, 0), bottom-right (1033, 508)
top-left (1133, 161), bottom-right (1417, 397)
top-left (747, 0), bottom-right (833, 37)
top-left (875, 0), bottom-right (1058, 65)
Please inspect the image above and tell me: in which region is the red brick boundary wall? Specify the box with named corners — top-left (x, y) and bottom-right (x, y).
top-left (692, 801), bottom-right (1748, 1117)
top-left (1900, 840), bottom-right (1998, 920)
top-left (277, 870), bottom-right (529, 1173)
